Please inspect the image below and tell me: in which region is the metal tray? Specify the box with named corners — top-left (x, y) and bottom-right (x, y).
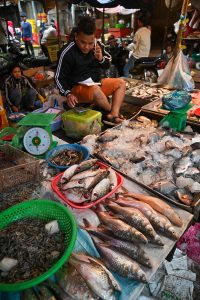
top-left (93, 110), bottom-right (200, 217)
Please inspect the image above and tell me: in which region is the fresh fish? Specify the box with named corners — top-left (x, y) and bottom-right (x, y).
top-left (122, 192), bottom-right (183, 227)
top-left (136, 116), bottom-right (152, 126)
top-left (75, 159), bottom-right (98, 173)
top-left (91, 238), bottom-right (147, 283)
top-left (106, 201), bottom-right (163, 246)
top-left (191, 142), bottom-right (200, 150)
top-left (87, 170), bottom-right (110, 190)
top-left (37, 284), bottom-right (57, 300)
top-left (73, 209), bottom-right (100, 227)
top-left (64, 188), bottom-right (90, 204)
top-left (57, 264), bottom-right (100, 300)
top-left (156, 213), bottom-right (179, 240)
top-left (151, 180), bottom-right (177, 196)
top-left (83, 225), bottom-right (152, 268)
top-left (62, 180), bottom-right (85, 191)
top-left (184, 167), bottom-right (199, 177)
top-left (115, 197), bottom-right (164, 231)
top-left (164, 148), bottom-right (182, 159)
top-left (60, 164), bottom-right (78, 183)
top-left (174, 157), bottom-right (193, 175)
top-left (108, 168), bottom-right (118, 189)
top-left (69, 253), bottom-right (121, 300)
top-left (191, 149), bottom-right (200, 164)
top-left (175, 189), bottom-right (193, 206)
top-left (91, 178), bottom-right (111, 201)
top-left (97, 132), bottom-right (118, 143)
top-left (96, 211), bottom-right (148, 244)
top-left (71, 168), bottom-right (104, 181)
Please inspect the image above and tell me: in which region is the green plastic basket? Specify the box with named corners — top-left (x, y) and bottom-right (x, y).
top-left (0, 199), bottom-right (77, 292)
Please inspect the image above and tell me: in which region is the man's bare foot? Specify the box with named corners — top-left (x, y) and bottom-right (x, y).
top-left (106, 113), bottom-right (125, 124)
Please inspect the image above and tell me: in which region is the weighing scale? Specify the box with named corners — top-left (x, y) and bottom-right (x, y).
top-left (159, 103), bottom-right (193, 131)
top-left (12, 113), bottom-right (57, 156)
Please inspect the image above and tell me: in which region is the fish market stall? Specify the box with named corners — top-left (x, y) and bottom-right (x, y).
top-left (125, 78), bottom-right (170, 106)
top-left (142, 90), bottom-right (200, 126)
top-left (81, 115), bottom-right (200, 217)
top-left (0, 135), bottom-right (196, 299)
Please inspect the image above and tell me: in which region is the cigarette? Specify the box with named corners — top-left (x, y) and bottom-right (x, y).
top-left (94, 39), bottom-right (97, 50)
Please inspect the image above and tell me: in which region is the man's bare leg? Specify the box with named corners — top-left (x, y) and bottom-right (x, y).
top-left (107, 79), bottom-right (126, 123)
top-left (93, 86), bottom-right (111, 111)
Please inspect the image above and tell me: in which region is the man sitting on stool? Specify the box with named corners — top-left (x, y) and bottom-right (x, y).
top-left (55, 16), bottom-right (126, 124)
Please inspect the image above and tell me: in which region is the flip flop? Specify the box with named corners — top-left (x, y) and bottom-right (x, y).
top-left (103, 114), bottom-right (126, 126)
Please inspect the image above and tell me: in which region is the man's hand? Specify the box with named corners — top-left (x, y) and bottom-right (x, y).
top-left (12, 105), bottom-right (19, 112)
top-left (66, 93), bottom-right (78, 108)
top-left (94, 44), bottom-right (103, 61)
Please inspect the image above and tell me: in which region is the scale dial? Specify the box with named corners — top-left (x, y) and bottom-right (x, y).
top-left (23, 127), bottom-right (51, 155)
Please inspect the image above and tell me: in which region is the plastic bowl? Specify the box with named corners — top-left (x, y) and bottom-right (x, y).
top-left (0, 199), bottom-right (77, 292)
top-left (51, 161), bottom-right (123, 209)
top-left (46, 144), bottom-right (90, 170)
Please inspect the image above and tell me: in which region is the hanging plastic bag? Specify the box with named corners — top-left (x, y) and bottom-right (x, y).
top-left (158, 50), bottom-right (195, 91)
top-left (162, 90), bottom-right (192, 110)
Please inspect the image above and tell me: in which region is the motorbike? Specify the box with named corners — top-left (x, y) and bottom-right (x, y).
top-left (0, 38), bottom-right (51, 78)
top-left (129, 55), bottom-right (168, 83)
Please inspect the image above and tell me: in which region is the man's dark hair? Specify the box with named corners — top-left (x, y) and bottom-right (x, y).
top-left (76, 16), bottom-right (96, 35)
top-left (138, 12), bottom-right (151, 27)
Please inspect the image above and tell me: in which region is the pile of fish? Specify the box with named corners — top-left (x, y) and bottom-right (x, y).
top-left (55, 190), bottom-right (182, 300)
top-left (125, 81), bottom-right (169, 101)
top-left (49, 149), bottom-right (83, 167)
top-left (81, 117), bottom-right (200, 206)
top-left (58, 159), bottom-right (118, 204)
top-left (0, 218), bottom-right (65, 283)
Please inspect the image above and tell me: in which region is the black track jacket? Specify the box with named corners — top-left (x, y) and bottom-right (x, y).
top-left (55, 40), bottom-right (111, 96)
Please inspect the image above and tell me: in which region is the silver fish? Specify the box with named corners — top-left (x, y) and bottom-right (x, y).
top-left (97, 211), bottom-right (148, 244)
top-left (57, 264), bottom-right (100, 300)
top-left (75, 159), bottom-right (98, 173)
top-left (60, 164), bottom-right (78, 183)
top-left (107, 201), bottom-right (163, 246)
top-left (83, 225), bottom-right (152, 268)
top-left (69, 253), bottom-right (121, 300)
top-left (174, 157), bottom-right (193, 175)
top-left (151, 180), bottom-right (177, 196)
top-left (91, 178), bottom-right (111, 201)
top-left (71, 168), bottom-right (104, 181)
top-left (62, 180), bottom-right (85, 190)
top-left (115, 197), bottom-right (163, 231)
top-left (92, 238), bottom-right (147, 283)
top-left (156, 213), bottom-right (179, 240)
top-left (98, 132), bottom-right (118, 143)
top-left (108, 168), bottom-right (118, 189)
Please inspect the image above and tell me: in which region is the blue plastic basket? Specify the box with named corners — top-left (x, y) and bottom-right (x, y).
top-left (46, 144), bottom-right (90, 170)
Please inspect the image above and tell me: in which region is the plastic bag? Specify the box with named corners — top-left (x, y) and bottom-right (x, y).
top-left (162, 90), bottom-right (192, 110)
top-left (158, 50), bottom-right (195, 91)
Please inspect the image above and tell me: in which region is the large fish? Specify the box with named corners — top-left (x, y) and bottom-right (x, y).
top-left (60, 164), bottom-right (78, 184)
top-left (91, 237), bottom-right (147, 283)
top-left (122, 192), bottom-right (183, 227)
top-left (115, 197), bottom-right (178, 239)
top-left (69, 253), bottom-right (121, 300)
top-left (83, 224), bottom-right (152, 268)
top-left (71, 168), bottom-right (104, 181)
top-left (96, 211), bottom-right (148, 244)
top-left (57, 264), bottom-right (100, 300)
top-left (115, 197), bottom-right (163, 230)
top-left (91, 178), bottom-right (111, 201)
top-left (75, 159), bottom-right (98, 173)
top-left (106, 201), bottom-right (163, 246)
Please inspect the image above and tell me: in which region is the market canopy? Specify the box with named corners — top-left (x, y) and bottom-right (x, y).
top-left (70, 0), bottom-right (154, 9)
top-left (96, 5), bottom-right (140, 14)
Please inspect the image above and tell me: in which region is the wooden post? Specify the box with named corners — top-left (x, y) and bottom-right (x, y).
top-left (101, 8), bottom-right (105, 44)
top-left (55, 0), bottom-right (61, 49)
top-left (162, 0), bottom-right (173, 53)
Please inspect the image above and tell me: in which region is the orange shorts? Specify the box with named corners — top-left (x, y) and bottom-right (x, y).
top-left (71, 78), bottom-right (124, 103)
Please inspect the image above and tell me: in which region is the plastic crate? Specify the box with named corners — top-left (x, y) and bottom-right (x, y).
top-left (0, 145), bottom-right (40, 192)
